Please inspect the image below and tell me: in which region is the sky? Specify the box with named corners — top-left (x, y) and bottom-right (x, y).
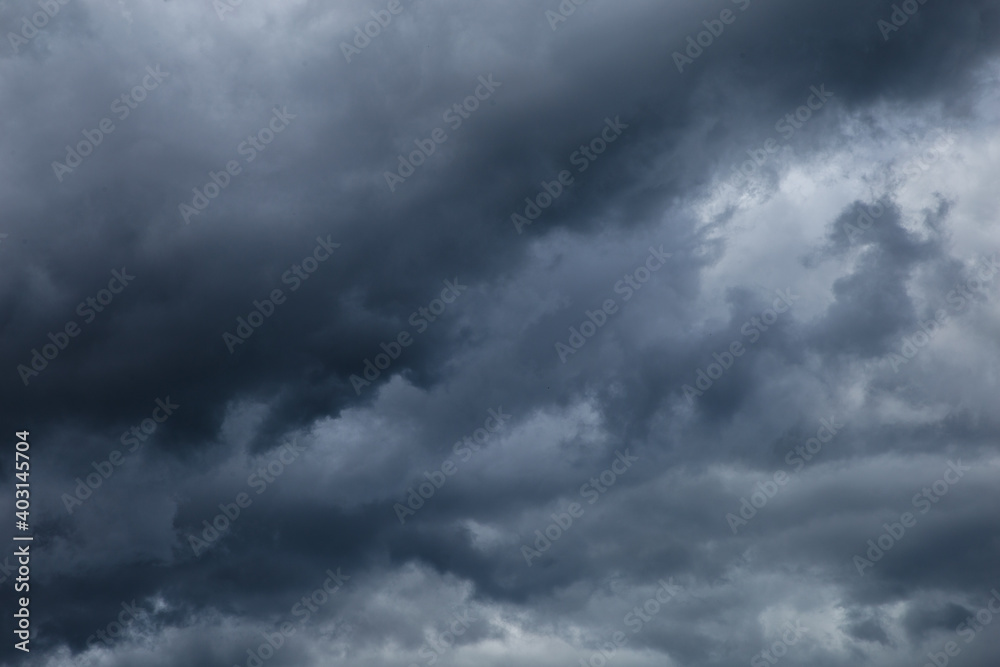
top-left (1, 0), bottom-right (1000, 666)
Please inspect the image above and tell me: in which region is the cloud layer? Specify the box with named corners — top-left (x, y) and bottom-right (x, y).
top-left (2, 0), bottom-right (1000, 666)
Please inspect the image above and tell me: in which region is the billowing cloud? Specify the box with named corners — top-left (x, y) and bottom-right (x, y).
top-left (2, 0), bottom-right (1000, 666)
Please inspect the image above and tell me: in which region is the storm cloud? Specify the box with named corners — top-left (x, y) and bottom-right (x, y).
top-left (1, 0), bottom-right (1000, 666)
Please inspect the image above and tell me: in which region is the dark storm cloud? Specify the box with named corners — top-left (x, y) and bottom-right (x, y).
top-left (2, 0), bottom-right (1000, 665)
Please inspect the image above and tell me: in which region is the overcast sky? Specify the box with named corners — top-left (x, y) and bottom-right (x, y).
top-left (2, 0), bottom-right (1000, 666)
